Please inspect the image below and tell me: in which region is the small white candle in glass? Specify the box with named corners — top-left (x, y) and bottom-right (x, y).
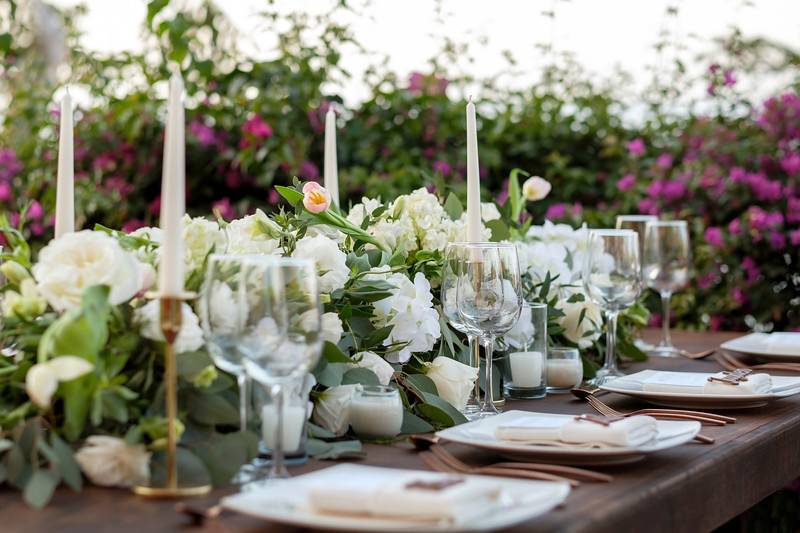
top-left (509, 351), bottom-right (544, 388)
top-left (501, 302), bottom-right (548, 399)
top-left (349, 386), bottom-right (403, 439)
top-left (546, 346), bottom-right (583, 393)
top-left (261, 402), bottom-right (307, 453)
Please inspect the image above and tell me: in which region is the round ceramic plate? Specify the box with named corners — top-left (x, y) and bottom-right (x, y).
top-left (597, 385), bottom-right (774, 409)
top-left (720, 333), bottom-right (800, 362)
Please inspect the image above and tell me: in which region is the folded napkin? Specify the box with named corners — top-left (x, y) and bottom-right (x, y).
top-left (609, 370), bottom-right (772, 395)
top-left (307, 468), bottom-right (500, 523)
top-left (495, 414), bottom-right (657, 448)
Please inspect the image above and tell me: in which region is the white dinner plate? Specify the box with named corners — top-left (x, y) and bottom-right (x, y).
top-left (221, 464), bottom-right (570, 532)
top-left (435, 411), bottom-right (700, 466)
top-left (600, 375), bottom-right (800, 409)
top-left (720, 333), bottom-right (800, 362)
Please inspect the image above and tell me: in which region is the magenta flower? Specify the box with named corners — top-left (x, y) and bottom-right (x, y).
top-left (242, 115), bottom-right (273, 139)
top-left (0, 181), bottom-right (11, 202)
top-left (709, 315), bottom-right (724, 331)
top-left (637, 198), bottom-right (659, 215)
top-left (731, 287), bottom-right (747, 307)
top-left (148, 196), bottom-right (161, 216)
top-left (697, 272), bottom-right (717, 290)
top-left (268, 189), bottom-right (280, 205)
top-left (781, 152), bottom-right (800, 176)
top-left (728, 218), bottom-right (742, 235)
top-left (212, 198), bottom-right (237, 220)
top-left (789, 198), bottom-right (800, 224)
top-left (189, 120), bottom-right (218, 148)
top-left (704, 227), bottom-right (724, 248)
top-left (27, 201), bottom-right (44, 220)
top-left (432, 160), bottom-right (452, 177)
top-left (545, 203), bottom-right (568, 219)
top-left (655, 153), bottom-right (673, 169)
top-left (769, 231), bottom-right (787, 250)
top-left (723, 69), bottom-right (736, 87)
top-left (626, 138), bottom-right (646, 157)
top-left (729, 167), bottom-right (747, 183)
top-left (741, 256), bottom-right (761, 285)
top-left (0, 148), bottom-right (22, 180)
top-left (790, 229), bottom-right (800, 246)
top-left (299, 161), bottom-right (320, 181)
top-left (122, 219), bottom-right (146, 233)
top-left (408, 72), bottom-right (425, 94)
top-left (616, 173), bottom-right (636, 191)
top-left (105, 176), bottom-right (134, 198)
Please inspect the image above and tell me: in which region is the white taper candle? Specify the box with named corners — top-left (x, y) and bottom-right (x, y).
top-left (323, 105), bottom-right (339, 207)
top-left (55, 88), bottom-right (74, 238)
top-left (465, 97), bottom-right (482, 242)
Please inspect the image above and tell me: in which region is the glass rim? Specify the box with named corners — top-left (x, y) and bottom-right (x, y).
top-left (647, 220), bottom-right (688, 227)
top-left (357, 385), bottom-right (398, 396)
top-left (616, 214), bottom-right (659, 222)
top-left (522, 301), bottom-right (548, 310)
top-left (589, 229), bottom-right (637, 237)
top-left (446, 241), bottom-right (517, 249)
top-left (549, 346), bottom-right (580, 356)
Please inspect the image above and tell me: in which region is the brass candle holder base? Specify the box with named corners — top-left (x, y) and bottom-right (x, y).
top-left (133, 293), bottom-right (211, 498)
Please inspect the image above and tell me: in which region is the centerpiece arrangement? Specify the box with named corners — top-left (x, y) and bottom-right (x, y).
top-left (0, 75), bottom-right (646, 507)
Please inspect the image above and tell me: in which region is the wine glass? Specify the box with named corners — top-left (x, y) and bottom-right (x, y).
top-left (583, 230), bottom-right (642, 385)
top-left (442, 243), bottom-right (481, 419)
top-left (241, 257), bottom-right (322, 482)
top-left (616, 215), bottom-right (658, 349)
top-left (643, 220), bottom-right (691, 357)
top-left (456, 243), bottom-right (523, 416)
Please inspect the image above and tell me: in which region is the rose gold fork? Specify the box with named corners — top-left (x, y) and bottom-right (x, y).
top-left (715, 351), bottom-right (800, 373)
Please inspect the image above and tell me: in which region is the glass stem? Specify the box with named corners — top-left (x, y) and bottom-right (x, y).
top-left (660, 292), bottom-right (672, 348)
top-left (237, 373), bottom-right (248, 433)
top-left (605, 312), bottom-right (619, 374)
top-left (481, 335), bottom-right (499, 414)
top-left (268, 384), bottom-right (289, 479)
top-left (468, 334), bottom-right (481, 406)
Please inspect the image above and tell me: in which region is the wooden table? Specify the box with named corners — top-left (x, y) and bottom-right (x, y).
top-left (4, 330), bottom-right (799, 533)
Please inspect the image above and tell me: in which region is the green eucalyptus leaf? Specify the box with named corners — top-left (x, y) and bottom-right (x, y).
top-left (23, 470), bottom-right (59, 509)
top-left (400, 410), bottom-right (435, 435)
top-left (322, 342), bottom-right (354, 364)
top-left (308, 439), bottom-right (364, 460)
top-left (186, 392), bottom-right (240, 426)
top-left (341, 367), bottom-right (380, 387)
top-left (443, 193), bottom-right (464, 221)
top-left (50, 433), bottom-right (82, 492)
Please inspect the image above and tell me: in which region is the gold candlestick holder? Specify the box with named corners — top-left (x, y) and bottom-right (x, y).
top-left (133, 294), bottom-right (211, 498)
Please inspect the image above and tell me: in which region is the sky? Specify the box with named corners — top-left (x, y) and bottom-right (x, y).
top-left (48, 0), bottom-right (800, 106)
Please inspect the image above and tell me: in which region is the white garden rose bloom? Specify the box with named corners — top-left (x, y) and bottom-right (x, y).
top-left (305, 224), bottom-right (346, 244)
top-left (522, 176), bottom-right (552, 201)
top-left (502, 305), bottom-right (535, 350)
top-left (183, 215), bottom-right (226, 272)
top-left (347, 197), bottom-right (382, 226)
top-left (75, 436), bottom-right (150, 488)
top-left (349, 351), bottom-right (395, 386)
top-left (426, 356), bottom-right (478, 411)
top-left (225, 209), bottom-right (281, 255)
top-left (203, 280), bottom-right (240, 335)
top-left (292, 234), bottom-right (349, 294)
top-left (320, 312), bottom-right (344, 345)
top-left (32, 230), bottom-right (144, 312)
top-left (25, 356), bottom-right (94, 408)
top-left (559, 289), bottom-right (602, 348)
top-left (134, 300), bottom-right (205, 353)
top-left (481, 202), bottom-right (502, 221)
top-left (312, 384), bottom-right (363, 436)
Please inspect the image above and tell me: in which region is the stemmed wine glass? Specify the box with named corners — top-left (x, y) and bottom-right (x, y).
top-left (199, 254), bottom-right (258, 484)
top-left (442, 243), bottom-right (481, 420)
top-left (643, 220), bottom-right (691, 357)
top-left (241, 257), bottom-right (322, 482)
top-left (455, 243), bottom-right (523, 416)
top-left (583, 230), bottom-right (642, 385)
top-left (616, 215), bottom-right (658, 349)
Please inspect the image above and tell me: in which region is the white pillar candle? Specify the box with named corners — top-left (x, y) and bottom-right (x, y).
top-left (261, 404), bottom-right (306, 452)
top-left (546, 359), bottom-right (583, 389)
top-left (158, 74), bottom-right (186, 297)
top-left (465, 97), bottom-right (482, 242)
top-left (323, 106), bottom-right (339, 207)
top-left (55, 88), bottom-right (74, 239)
top-left (509, 351), bottom-right (544, 388)
top-left (349, 393), bottom-right (403, 439)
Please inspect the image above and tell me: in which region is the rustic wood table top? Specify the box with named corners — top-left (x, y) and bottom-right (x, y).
top-left (4, 330), bottom-right (799, 533)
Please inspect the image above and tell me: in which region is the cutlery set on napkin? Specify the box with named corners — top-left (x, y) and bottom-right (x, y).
top-left (495, 413), bottom-right (658, 448)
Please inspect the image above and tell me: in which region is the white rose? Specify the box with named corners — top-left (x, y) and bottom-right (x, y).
top-left (522, 176), bottom-right (552, 201)
top-left (425, 356), bottom-right (478, 411)
top-left (349, 351), bottom-right (395, 386)
top-left (183, 215), bottom-right (226, 272)
top-left (201, 280), bottom-right (240, 335)
top-left (291, 234), bottom-right (349, 294)
top-left (320, 312), bottom-right (344, 345)
top-left (32, 230), bottom-right (144, 312)
top-left (503, 305), bottom-right (535, 350)
top-left (481, 202), bottom-right (501, 221)
top-left (312, 384), bottom-right (363, 436)
top-left (347, 197), bottom-right (382, 226)
top-left (74, 436), bottom-right (150, 488)
top-left (25, 355), bottom-right (94, 408)
top-left (559, 289), bottom-right (602, 348)
top-left (134, 300), bottom-right (205, 353)
top-left (305, 224), bottom-right (346, 244)
top-left (225, 209), bottom-right (281, 255)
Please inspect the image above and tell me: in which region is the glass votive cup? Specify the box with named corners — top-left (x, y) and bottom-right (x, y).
top-left (257, 374), bottom-right (312, 465)
top-left (546, 347), bottom-right (583, 393)
top-left (499, 302), bottom-right (547, 400)
top-left (349, 386), bottom-right (403, 439)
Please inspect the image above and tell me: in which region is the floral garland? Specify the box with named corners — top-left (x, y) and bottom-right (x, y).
top-left (0, 172), bottom-right (645, 506)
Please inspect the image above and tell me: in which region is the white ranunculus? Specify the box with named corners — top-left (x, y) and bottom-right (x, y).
top-left (559, 289), bottom-right (603, 348)
top-left (426, 356), bottom-right (479, 411)
top-left (312, 384), bottom-right (363, 436)
top-left (183, 215), bottom-right (227, 272)
top-left (74, 436), bottom-right (150, 488)
top-left (225, 209), bottom-right (281, 255)
top-left (320, 312), bottom-right (344, 345)
top-left (25, 355), bottom-right (94, 408)
top-left (349, 351), bottom-right (395, 386)
top-left (134, 300), bottom-right (205, 353)
top-left (522, 176), bottom-right (552, 201)
top-left (32, 230), bottom-right (144, 312)
top-left (292, 234), bottom-right (350, 294)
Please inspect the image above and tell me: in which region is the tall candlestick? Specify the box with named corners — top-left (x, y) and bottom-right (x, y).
top-left (465, 97), bottom-right (482, 242)
top-left (323, 105), bottom-right (339, 207)
top-left (55, 88), bottom-right (74, 239)
top-left (158, 74), bottom-right (186, 297)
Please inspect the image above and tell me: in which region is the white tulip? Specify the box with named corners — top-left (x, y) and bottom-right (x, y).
top-left (350, 351), bottom-right (395, 386)
top-left (74, 436), bottom-right (150, 488)
top-left (425, 356), bottom-right (478, 411)
top-left (522, 176), bottom-right (552, 201)
top-left (25, 355), bottom-right (94, 408)
top-left (312, 384), bottom-right (362, 436)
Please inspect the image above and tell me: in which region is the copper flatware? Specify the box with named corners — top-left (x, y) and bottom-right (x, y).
top-left (175, 502), bottom-right (224, 525)
top-left (680, 348), bottom-right (716, 360)
top-left (715, 351), bottom-right (800, 373)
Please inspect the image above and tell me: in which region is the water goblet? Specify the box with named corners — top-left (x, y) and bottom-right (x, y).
top-left (456, 243), bottom-right (523, 416)
top-left (643, 220), bottom-right (691, 357)
top-left (583, 230), bottom-right (642, 385)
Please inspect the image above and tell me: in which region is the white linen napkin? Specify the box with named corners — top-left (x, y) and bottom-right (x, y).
top-left (608, 370), bottom-right (772, 395)
top-left (307, 468), bottom-right (500, 523)
top-left (495, 414), bottom-right (657, 448)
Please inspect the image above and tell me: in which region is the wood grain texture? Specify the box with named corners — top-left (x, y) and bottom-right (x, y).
top-left (3, 330), bottom-right (799, 533)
